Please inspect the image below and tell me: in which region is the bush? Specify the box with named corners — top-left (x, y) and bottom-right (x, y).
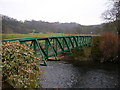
top-left (72, 48), bottom-right (85, 59)
top-left (99, 32), bottom-right (118, 62)
top-left (72, 47), bottom-right (92, 61)
top-left (118, 36), bottom-right (120, 61)
top-left (2, 41), bottom-right (42, 88)
top-left (91, 36), bottom-right (102, 61)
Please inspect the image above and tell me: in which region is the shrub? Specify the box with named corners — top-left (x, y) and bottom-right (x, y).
top-left (99, 32), bottom-right (118, 62)
top-left (72, 47), bottom-right (92, 61)
top-left (91, 36), bottom-right (102, 61)
top-left (2, 41), bottom-right (42, 88)
top-left (72, 48), bottom-right (85, 59)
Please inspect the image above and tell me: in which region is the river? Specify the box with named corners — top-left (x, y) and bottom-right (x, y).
top-left (40, 59), bottom-right (120, 88)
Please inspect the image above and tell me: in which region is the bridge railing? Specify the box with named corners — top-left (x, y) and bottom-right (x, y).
top-left (2, 36), bottom-right (92, 65)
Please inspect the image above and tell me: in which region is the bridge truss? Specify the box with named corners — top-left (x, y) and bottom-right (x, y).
top-left (3, 36), bottom-right (92, 65)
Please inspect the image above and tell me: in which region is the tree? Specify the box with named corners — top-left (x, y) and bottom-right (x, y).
top-left (102, 0), bottom-right (120, 62)
top-left (102, 0), bottom-right (120, 34)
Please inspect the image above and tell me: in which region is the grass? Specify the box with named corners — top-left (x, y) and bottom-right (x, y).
top-left (2, 33), bottom-right (100, 39)
top-left (2, 33), bottom-right (67, 39)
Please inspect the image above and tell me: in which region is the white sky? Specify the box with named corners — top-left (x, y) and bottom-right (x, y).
top-left (0, 0), bottom-right (109, 25)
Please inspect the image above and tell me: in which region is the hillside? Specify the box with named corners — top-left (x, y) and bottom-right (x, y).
top-left (2, 15), bottom-right (117, 34)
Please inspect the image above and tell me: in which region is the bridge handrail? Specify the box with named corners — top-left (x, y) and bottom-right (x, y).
top-left (2, 35), bottom-right (92, 42)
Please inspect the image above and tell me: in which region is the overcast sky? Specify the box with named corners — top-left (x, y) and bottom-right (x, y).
top-left (0, 0), bottom-right (109, 25)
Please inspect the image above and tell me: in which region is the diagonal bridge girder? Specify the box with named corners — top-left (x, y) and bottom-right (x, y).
top-left (2, 36), bottom-right (92, 66)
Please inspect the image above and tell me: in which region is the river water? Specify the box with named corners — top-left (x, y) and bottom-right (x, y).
top-left (40, 59), bottom-right (120, 88)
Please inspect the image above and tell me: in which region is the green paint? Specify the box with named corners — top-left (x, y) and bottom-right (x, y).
top-left (2, 36), bottom-right (92, 65)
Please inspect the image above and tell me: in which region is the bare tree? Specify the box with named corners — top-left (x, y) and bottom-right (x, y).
top-left (102, 0), bottom-right (120, 34)
top-left (102, 0), bottom-right (120, 62)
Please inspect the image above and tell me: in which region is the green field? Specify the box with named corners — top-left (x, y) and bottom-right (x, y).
top-left (2, 33), bottom-right (100, 39)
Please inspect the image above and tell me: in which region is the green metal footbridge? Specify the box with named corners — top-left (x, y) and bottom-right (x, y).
top-left (2, 36), bottom-right (92, 66)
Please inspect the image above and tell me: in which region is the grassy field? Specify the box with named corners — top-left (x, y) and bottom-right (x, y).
top-left (2, 33), bottom-right (100, 39)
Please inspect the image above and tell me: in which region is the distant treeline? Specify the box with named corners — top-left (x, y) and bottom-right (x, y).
top-left (2, 15), bottom-right (117, 34)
